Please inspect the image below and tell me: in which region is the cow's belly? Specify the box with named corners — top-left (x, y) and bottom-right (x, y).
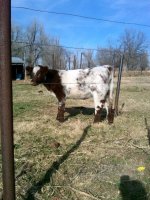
top-left (65, 85), bottom-right (92, 99)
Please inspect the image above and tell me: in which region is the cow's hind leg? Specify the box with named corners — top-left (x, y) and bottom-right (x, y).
top-left (107, 101), bottom-right (115, 124)
top-left (93, 92), bottom-right (106, 123)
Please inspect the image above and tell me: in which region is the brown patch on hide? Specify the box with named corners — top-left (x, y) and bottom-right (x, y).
top-left (106, 66), bottom-right (113, 77)
top-left (93, 106), bottom-right (103, 123)
top-left (100, 99), bottom-right (106, 104)
top-left (100, 74), bottom-right (107, 83)
top-left (84, 69), bottom-right (91, 78)
top-left (31, 65), bottom-right (66, 122)
top-left (43, 69), bottom-right (66, 122)
top-left (32, 66), bottom-right (49, 85)
top-left (43, 69), bottom-right (65, 102)
top-left (90, 85), bottom-right (97, 91)
top-left (108, 66), bottom-right (112, 72)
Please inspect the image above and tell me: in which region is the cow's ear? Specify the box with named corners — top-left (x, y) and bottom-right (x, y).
top-left (26, 66), bottom-right (33, 77)
top-left (26, 66), bottom-right (33, 74)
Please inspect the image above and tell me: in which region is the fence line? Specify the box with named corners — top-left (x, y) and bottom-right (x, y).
top-left (12, 41), bottom-right (115, 53)
top-left (11, 41), bottom-right (150, 58)
top-left (12, 6), bottom-right (150, 28)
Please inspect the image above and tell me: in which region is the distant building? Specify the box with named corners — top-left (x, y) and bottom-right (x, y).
top-left (12, 57), bottom-right (25, 80)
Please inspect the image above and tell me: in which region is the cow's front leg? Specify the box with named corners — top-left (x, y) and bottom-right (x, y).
top-left (56, 100), bottom-right (65, 122)
top-left (94, 106), bottom-right (103, 123)
top-left (93, 92), bottom-right (105, 123)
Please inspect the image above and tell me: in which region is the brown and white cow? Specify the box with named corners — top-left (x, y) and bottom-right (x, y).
top-left (26, 65), bottom-right (115, 123)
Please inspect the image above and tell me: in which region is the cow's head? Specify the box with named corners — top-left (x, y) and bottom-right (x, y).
top-left (26, 65), bottom-right (49, 86)
top-left (26, 66), bottom-right (33, 77)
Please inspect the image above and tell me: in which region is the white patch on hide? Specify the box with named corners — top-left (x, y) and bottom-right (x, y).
top-left (33, 66), bottom-right (40, 75)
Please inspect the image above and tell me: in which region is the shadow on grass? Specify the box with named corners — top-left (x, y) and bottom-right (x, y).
top-left (119, 175), bottom-right (148, 200)
top-left (65, 106), bottom-right (107, 121)
top-left (65, 106), bottom-right (94, 117)
top-left (25, 125), bottom-right (91, 200)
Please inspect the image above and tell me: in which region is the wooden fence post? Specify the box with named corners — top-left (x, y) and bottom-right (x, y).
top-left (145, 118), bottom-right (150, 145)
top-left (52, 53), bottom-right (55, 69)
top-left (0, 0), bottom-right (16, 199)
top-left (73, 55), bottom-right (76, 69)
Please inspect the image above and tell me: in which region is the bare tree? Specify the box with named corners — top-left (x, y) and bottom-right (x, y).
top-left (81, 50), bottom-right (95, 68)
top-left (25, 20), bottom-right (45, 65)
top-left (41, 38), bottom-right (68, 69)
top-left (96, 46), bottom-right (121, 68)
top-left (10, 20), bottom-right (68, 69)
top-left (138, 52), bottom-right (149, 73)
top-left (120, 29), bottom-right (148, 70)
top-left (96, 48), bottom-right (113, 65)
top-left (11, 23), bottom-right (24, 59)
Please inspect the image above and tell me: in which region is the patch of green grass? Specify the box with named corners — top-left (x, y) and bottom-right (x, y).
top-left (13, 101), bottom-right (41, 117)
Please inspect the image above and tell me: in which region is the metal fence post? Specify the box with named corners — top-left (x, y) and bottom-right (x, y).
top-left (114, 54), bottom-right (124, 116)
top-left (0, 0), bottom-right (16, 199)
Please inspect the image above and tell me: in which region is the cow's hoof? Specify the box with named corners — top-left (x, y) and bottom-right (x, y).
top-left (94, 112), bottom-right (102, 123)
top-left (93, 117), bottom-right (100, 123)
top-left (57, 118), bottom-right (65, 123)
top-left (108, 116), bottom-right (114, 124)
top-left (108, 115), bottom-right (114, 124)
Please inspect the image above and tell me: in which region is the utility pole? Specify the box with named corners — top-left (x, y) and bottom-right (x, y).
top-left (0, 0), bottom-right (16, 199)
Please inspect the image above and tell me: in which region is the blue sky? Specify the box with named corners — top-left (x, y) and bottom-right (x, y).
top-left (11, 0), bottom-right (150, 51)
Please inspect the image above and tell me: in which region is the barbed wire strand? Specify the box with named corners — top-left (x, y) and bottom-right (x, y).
top-left (11, 41), bottom-right (150, 58)
top-left (10, 6), bottom-right (150, 58)
top-left (11, 6), bottom-right (150, 28)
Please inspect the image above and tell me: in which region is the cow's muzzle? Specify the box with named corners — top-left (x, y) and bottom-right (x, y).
top-left (31, 79), bottom-right (38, 86)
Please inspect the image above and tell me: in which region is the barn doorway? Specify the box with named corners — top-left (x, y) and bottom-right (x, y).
top-left (12, 57), bottom-right (25, 80)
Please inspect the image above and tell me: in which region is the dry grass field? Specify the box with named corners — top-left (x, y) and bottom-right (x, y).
top-left (0, 75), bottom-right (150, 200)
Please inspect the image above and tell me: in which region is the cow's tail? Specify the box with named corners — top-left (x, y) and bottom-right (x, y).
top-left (107, 65), bottom-right (115, 123)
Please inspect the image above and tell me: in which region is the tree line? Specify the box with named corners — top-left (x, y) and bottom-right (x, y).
top-left (11, 20), bottom-right (149, 71)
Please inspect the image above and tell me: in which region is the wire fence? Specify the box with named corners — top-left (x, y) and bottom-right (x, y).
top-left (12, 6), bottom-right (150, 28)
top-left (12, 40), bottom-right (120, 53)
top-left (11, 41), bottom-right (150, 56)
top-left (1, 3), bottom-right (150, 200)
top-left (11, 6), bottom-right (150, 62)
top-left (11, 5), bottom-right (150, 78)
